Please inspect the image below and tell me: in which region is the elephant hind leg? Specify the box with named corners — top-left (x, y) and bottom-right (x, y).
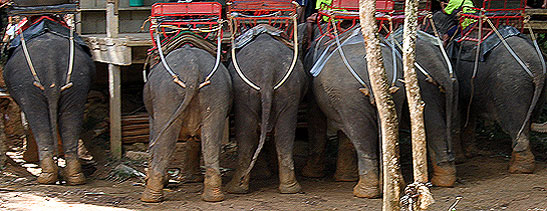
top-left (199, 110), bottom-right (226, 202)
top-left (58, 96), bottom-right (87, 185)
top-left (341, 122), bottom-right (381, 198)
top-left (20, 98), bottom-right (58, 184)
top-left (274, 107), bottom-right (301, 194)
top-left (142, 106), bottom-right (184, 202)
top-left (226, 106), bottom-right (258, 194)
top-left (333, 131), bottom-right (358, 182)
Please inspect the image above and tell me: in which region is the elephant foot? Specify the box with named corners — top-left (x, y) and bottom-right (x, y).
top-left (509, 150), bottom-right (535, 174)
top-left (431, 161), bottom-right (456, 187)
top-left (201, 169), bottom-right (224, 202)
top-left (301, 164), bottom-right (325, 178)
top-left (141, 172), bottom-right (165, 203)
top-left (141, 188), bottom-right (163, 203)
top-left (226, 176), bottom-right (249, 194)
top-left (64, 158), bottom-right (86, 185)
top-left (279, 181), bottom-right (302, 194)
top-left (353, 174), bottom-right (381, 198)
top-left (37, 156), bottom-right (58, 185)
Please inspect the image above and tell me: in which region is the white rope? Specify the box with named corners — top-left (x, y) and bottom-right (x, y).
top-left (61, 24), bottom-right (75, 91)
top-left (199, 29), bottom-right (223, 88)
top-left (229, 15), bottom-right (261, 91)
top-left (273, 15), bottom-right (299, 90)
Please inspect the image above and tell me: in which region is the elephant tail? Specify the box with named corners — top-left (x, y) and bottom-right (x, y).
top-left (47, 91), bottom-right (60, 156)
top-left (516, 72), bottom-right (545, 150)
top-left (148, 70), bottom-right (199, 151)
top-left (445, 77), bottom-right (458, 156)
top-left (240, 87), bottom-right (274, 184)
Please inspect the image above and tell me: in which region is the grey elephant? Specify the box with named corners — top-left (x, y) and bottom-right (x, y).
top-left (303, 25), bottom-right (406, 198)
top-left (225, 25), bottom-right (309, 194)
top-left (140, 44), bottom-right (232, 202)
top-left (4, 18), bottom-right (95, 185)
top-left (449, 26), bottom-right (546, 177)
top-left (302, 26), bottom-right (459, 197)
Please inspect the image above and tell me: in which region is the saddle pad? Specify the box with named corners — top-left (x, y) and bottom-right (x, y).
top-left (234, 24), bottom-right (291, 49)
top-left (448, 25), bottom-right (521, 62)
top-left (309, 26), bottom-right (364, 77)
top-left (8, 17), bottom-right (89, 58)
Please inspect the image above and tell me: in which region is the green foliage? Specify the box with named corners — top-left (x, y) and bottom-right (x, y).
top-left (537, 34), bottom-right (547, 55)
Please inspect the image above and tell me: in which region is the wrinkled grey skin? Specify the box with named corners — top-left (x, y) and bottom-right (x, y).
top-left (141, 46), bottom-right (232, 202)
top-left (453, 36), bottom-right (545, 174)
top-left (303, 26), bottom-right (406, 198)
top-left (4, 32), bottom-right (94, 178)
top-left (226, 33), bottom-right (308, 194)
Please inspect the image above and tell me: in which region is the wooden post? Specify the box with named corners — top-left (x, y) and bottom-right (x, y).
top-left (359, 0), bottom-right (402, 210)
top-left (107, 0), bottom-right (122, 159)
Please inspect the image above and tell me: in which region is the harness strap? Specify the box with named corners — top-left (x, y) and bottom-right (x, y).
top-left (155, 33), bottom-right (187, 88)
top-left (427, 15), bottom-right (454, 78)
top-left (274, 15), bottom-right (299, 90)
top-left (199, 29), bottom-right (223, 89)
top-left (153, 21), bottom-right (224, 89)
top-left (61, 24), bottom-right (75, 91)
top-left (525, 19), bottom-right (546, 75)
top-left (228, 15), bottom-right (261, 91)
top-left (228, 14), bottom-right (299, 91)
top-left (19, 28), bottom-right (45, 91)
top-left (331, 19), bottom-right (370, 89)
top-left (486, 17), bottom-right (533, 78)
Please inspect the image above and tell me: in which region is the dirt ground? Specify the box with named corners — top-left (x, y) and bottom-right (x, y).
top-left (0, 143), bottom-right (546, 211)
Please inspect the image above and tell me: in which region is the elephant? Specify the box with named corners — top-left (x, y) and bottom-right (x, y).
top-left (450, 30), bottom-right (546, 176)
top-left (4, 25), bottom-right (95, 185)
top-left (302, 26), bottom-right (459, 197)
top-left (140, 44), bottom-right (232, 202)
top-left (303, 25), bottom-right (406, 198)
top-left (225, 27), bottom-right (308, 194)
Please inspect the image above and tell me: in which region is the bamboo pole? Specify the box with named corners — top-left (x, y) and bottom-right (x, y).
top-left (401, 0), bottom-right (434, 209)
top-left (359, 0), bottom-right (402, 210)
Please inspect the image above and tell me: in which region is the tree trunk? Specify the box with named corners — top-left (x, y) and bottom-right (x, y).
top-left (402, 0), bottom-right (434, 210)
top-left (403, 0), bottom-right (428, 185)
top-left (358, 0), bottom-right (402, 210)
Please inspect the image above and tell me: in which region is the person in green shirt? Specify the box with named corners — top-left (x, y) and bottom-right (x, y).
top-left (432, 0), bottom-right (477, 45)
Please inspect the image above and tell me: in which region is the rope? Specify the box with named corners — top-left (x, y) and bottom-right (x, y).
top-left (228, 14), bottom-right (261, 90)
top-left (18, 28), bottom-right (45, 90)
top-left (155, 33), bottom-right (187, 88)
top-left (274, 15), bottom-right (299, 90)
top-left (227, 14), bottom-right (299, 91)
top-left (485, 17), bottom-right (533, 77)
top-left (331, 19), bottom-right (370, 89)
top-left (199, 29), bottom-right (223, 89)
top-left (427, 15), bottom-right (454, 78)
top-left (61, 24), bottom-right (75, 91)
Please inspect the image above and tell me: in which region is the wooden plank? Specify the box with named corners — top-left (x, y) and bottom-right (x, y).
top-left (527, 21), bottom-right (547, 30)
top-left (122, 124), bottom-right (149, 131)
top-left (122, 135), bottom-right (150, 144)
top-left (525, 8), bottom-right (547, 16)
top-left (122, 128), bottom-right (150, 137)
